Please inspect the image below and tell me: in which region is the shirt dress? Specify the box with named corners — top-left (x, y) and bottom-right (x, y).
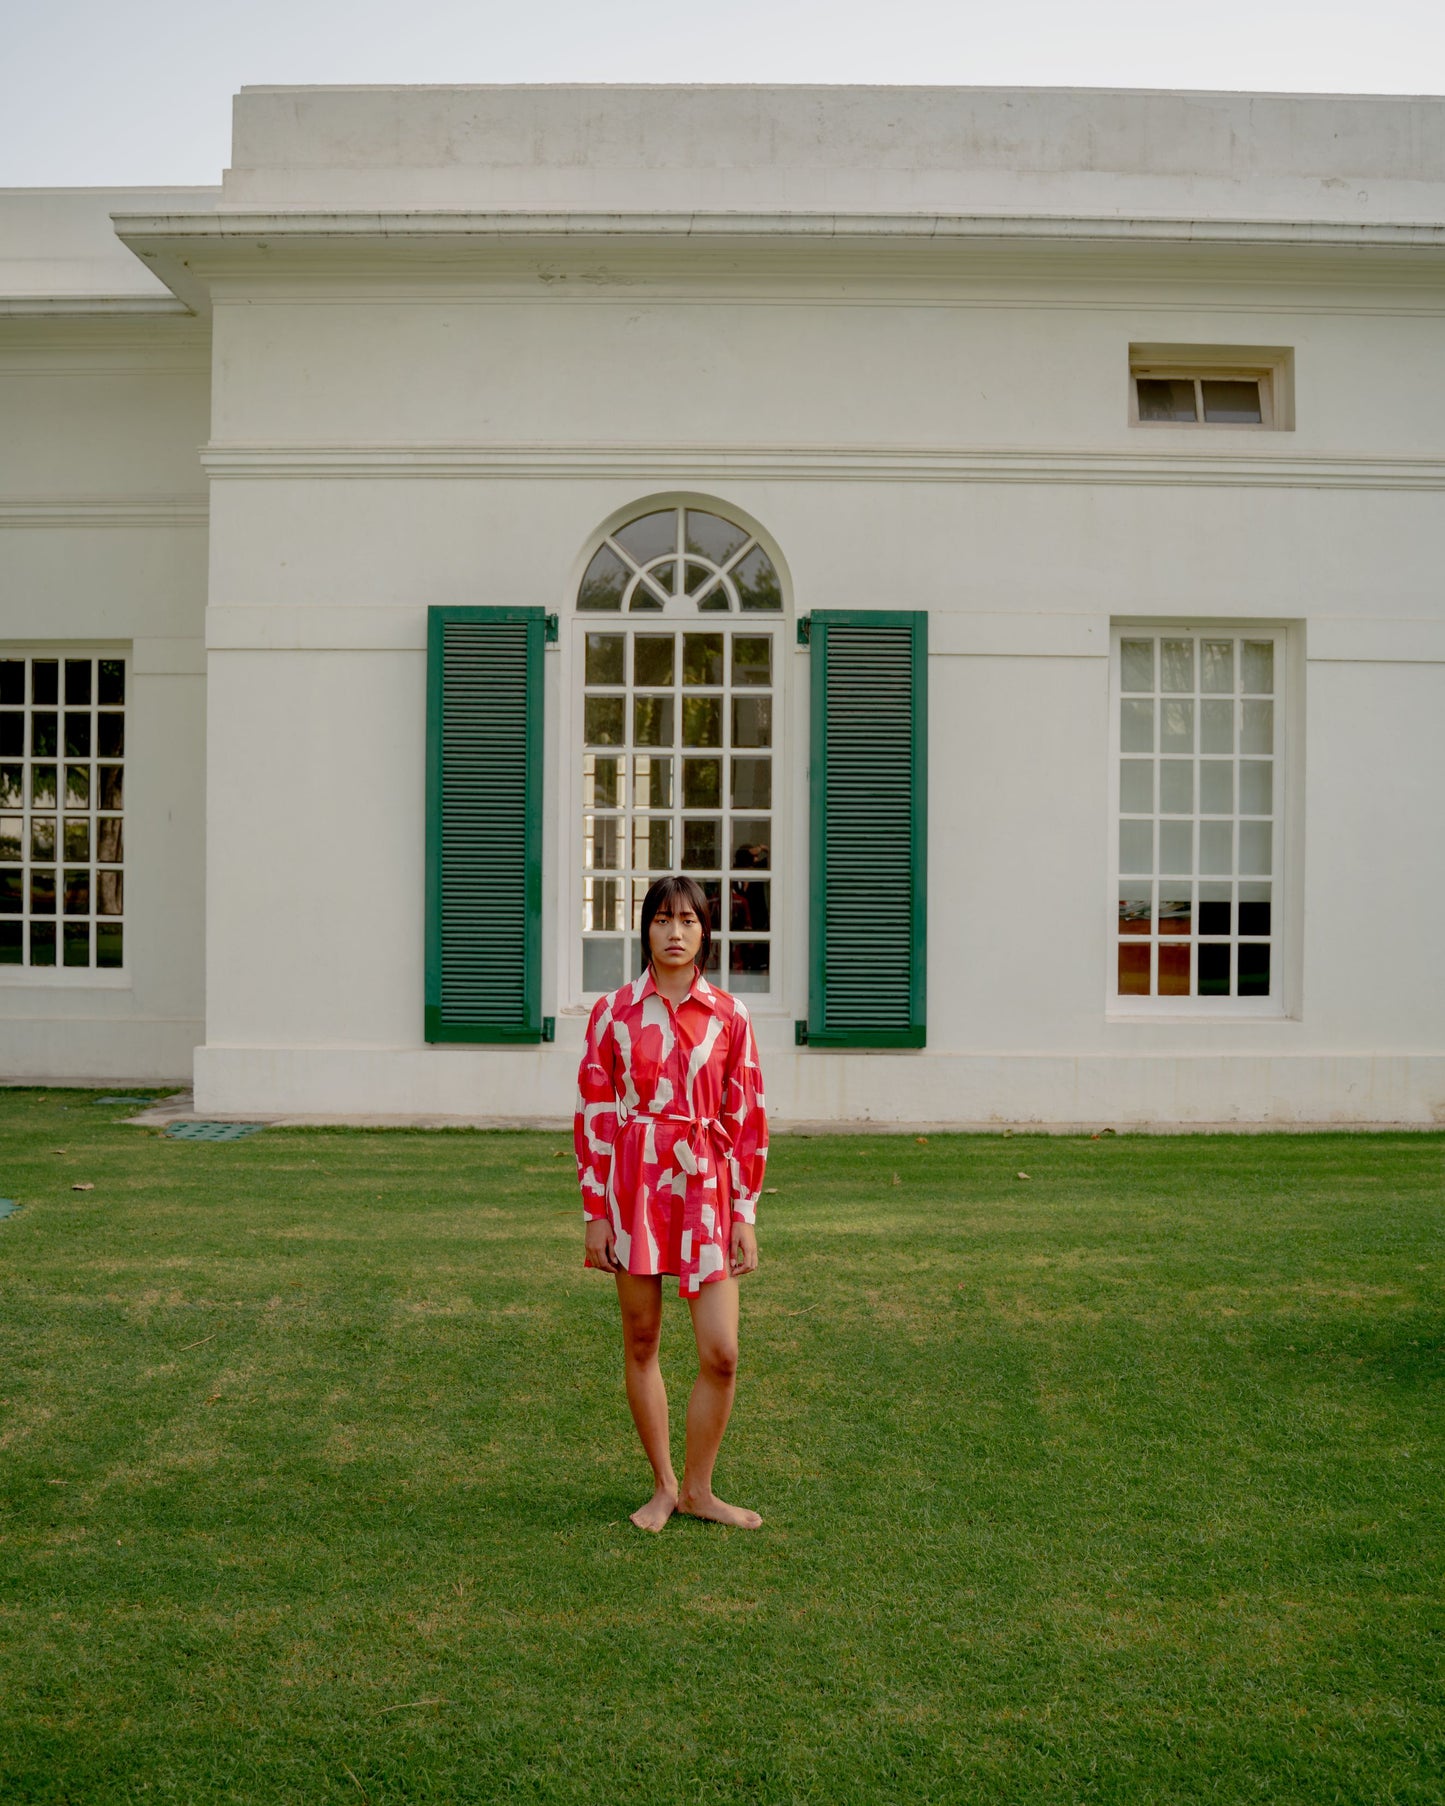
top-left (574, 968), bottom-right (768, 1296)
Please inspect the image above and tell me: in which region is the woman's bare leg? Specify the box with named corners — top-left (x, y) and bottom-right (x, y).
top-left (615, 1273), bottom-right (678, 1531)
top-left (679, 1277), bottom-right (762, 1529)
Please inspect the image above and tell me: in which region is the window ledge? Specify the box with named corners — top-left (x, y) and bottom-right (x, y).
top-left (1105, 1006), bottom-right (1293, 1024)
top-left (0, 968), bottom-right (132, 991)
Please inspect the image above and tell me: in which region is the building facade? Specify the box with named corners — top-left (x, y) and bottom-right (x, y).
top-left (3, 85), bottom-right (1445, 1124)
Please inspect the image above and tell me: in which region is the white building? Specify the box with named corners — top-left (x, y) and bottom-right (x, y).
top-left (3, 84), bottom-right (1444, 1125)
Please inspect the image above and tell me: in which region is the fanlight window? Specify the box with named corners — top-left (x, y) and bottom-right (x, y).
top-left (578, 507), bottom-right (782, 613)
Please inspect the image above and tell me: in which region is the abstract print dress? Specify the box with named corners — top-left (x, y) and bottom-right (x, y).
top-left (575, 968), bottom-right (768, 1296)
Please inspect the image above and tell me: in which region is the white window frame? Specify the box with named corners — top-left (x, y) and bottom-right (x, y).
top-left (1128, 344), bottom-right (1293, 431)
top-left (1106, 623), bottom-right (1289, 1020)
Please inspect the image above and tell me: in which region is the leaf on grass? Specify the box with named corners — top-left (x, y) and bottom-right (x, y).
top-left (1016, 1172), bottom-right (1031, 1181)
top-left (916, 1136), bottom-right (929, 1145)
top-left (71, 1182), bottom-right (95, 1192)
top-left (763, 1187), bottom-right (778, 1195)
top-left (366, 1697), bottom-right (449, 1716)
top-left (890, 1173), bottom-right (902, 1186)
top-left (52, 1149), bottom-right (67, 1155)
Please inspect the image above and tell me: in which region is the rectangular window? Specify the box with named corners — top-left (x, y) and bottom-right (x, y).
top-left (0, 652), bottom-right (126, 972)
top-left (1129, 345), bottom-right (1292, 431)
top-left (1111, 628), bottom-right (1283, 1011)
top-left (580, 626), bottom-right (775, 996)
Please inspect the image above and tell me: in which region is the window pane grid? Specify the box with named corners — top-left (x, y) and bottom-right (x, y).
top-left (0, 654), bottom-right (126, 970)
top-left (1115, 632), bottom-right (1277, 1002)
top-left (582, 627), bottom-right (773, 995)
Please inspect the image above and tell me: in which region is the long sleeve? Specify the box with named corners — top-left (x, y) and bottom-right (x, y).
top-left (574, 993), bottom-right (621, 1223)
top-left (721, 1001), bottom-right (768, 1224)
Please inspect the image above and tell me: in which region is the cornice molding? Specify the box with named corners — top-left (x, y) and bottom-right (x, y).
top-left (0, 499), bottom-right (208, 528)
top-left (199, 443), bottom-right (1445, 491)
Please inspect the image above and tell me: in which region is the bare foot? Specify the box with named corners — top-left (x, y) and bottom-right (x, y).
top-left (630, 1483), bottom-right (678, 1533)
top-left (677, 1487), bottom-right (762, 1529)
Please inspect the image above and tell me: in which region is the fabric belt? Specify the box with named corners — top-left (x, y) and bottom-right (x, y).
top-left (622, 1111), bottom-right (732, 1296)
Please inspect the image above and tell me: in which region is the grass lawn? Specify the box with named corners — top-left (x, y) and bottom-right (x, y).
top-left (0, 1091), bottom-right (1441, 1804)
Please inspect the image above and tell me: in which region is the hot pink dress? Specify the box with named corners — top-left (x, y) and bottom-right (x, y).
top-left (574, 968), bottom-right (768, 1296)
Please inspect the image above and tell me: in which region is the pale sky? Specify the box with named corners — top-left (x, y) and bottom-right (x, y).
top-left (3, 0), bottom-right (1444, 187)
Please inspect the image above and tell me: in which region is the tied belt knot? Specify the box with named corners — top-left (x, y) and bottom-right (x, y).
top-left (624, 1110), bottom-right (733, 1296)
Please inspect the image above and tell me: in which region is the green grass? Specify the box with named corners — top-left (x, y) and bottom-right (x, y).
top-left (0, 1090), bottom-right (1441, 1804)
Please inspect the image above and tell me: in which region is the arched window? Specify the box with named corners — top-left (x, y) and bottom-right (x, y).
top-left (578, 502), bottom-right (783, 997)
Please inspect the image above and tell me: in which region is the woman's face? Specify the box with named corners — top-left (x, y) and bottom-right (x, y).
top-left (649, 899), bottom-right (704, 974)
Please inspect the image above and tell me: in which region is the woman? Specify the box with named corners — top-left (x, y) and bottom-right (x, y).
top-left (575, 874), bottom-right (768, 1532)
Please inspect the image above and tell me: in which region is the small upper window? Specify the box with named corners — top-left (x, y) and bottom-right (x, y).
top-left (1129, 346), bottom-right (1292, 431)
top-left (578, 506), bottom-right (782, 614)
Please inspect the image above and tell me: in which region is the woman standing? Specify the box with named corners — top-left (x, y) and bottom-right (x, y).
top-left (575, 874), bottom-right (768, 1532)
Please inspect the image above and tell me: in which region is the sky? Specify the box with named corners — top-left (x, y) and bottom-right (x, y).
top-left (3, 0), bottom-right (1444, 187)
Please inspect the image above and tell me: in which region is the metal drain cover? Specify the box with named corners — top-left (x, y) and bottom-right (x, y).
top-left (165, 1122), bottom-right (266, 1142)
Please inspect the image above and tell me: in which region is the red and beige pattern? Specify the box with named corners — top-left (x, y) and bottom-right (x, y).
top-left (575, 968), bottom-right (768, 1296)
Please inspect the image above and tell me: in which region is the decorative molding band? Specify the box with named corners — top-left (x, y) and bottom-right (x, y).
top-left (0, 500), bottom-right (208, 528)
top-left (201, 444), bottom-right (1445, 491)
top-left (0, 295), bottom-right (192, 318)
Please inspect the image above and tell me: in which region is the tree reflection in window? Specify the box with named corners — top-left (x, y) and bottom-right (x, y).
top-left (578, 507), bottom-right (782, 614)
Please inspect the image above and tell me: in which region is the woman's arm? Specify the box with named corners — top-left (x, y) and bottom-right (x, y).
top-left (575, 994), bottom-right (623, 1270)
top-left (722, 1002), bottom-right (768, 1273)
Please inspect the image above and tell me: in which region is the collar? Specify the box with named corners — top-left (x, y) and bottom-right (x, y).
top-left (634, 965), bottom-right (719, 1012)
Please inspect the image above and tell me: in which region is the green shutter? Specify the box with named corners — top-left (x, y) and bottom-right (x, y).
top-left (807, 611), bottom-right (927, 1048)
top-left (425, 607), bottom-right (544, 1043)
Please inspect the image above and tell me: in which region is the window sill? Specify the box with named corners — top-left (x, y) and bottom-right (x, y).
top-left (1, 967), bottom-right (132, 991)
top-left (1106, 1003), bottom-right (1292, 1023)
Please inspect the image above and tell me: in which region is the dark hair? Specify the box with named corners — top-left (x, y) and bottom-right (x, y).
top-left (639, 874), bottom-right (713, 978)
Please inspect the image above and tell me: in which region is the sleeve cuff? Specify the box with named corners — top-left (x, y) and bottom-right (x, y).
top-left (733, 1194), bottom-right (759, 1226)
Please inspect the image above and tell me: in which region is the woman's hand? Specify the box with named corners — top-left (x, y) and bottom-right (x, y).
top-left (730, 1222), bottom-right (759, 1279)
top-left (585, 1218), bottom-right (622, 1274)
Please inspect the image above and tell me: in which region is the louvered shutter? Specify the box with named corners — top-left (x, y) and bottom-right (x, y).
top-left (806, 611), bottom-right (927, 1047)
top-left (425, 607), bottom-right (544, 1043)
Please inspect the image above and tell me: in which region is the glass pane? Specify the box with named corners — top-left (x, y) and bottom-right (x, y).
top-left (1242, 641), bottom-right (1274, 694)
top-left (681, 696), bottom-right (721, 748)
top-left (64, 819), bottom-right (90, 861)
top-left (1159, 761), bottom-right (1192, 814)
top-left (66, 765), bottom-right (90, 808)
top-left (634, 756), bottom-right (672, 809)
top-left (683, 757), bottom-right (721, 809)
top-left (98, 659), bottom-right (125, 706)
top-left (63, 921), bottom-right (90, 967)
top-left (32, 660), bottom-right (58, 705)
top-left (614, 510), bottom-right (677, 567)
top-left (32, 712), bottom-right (57, 757)
top-left (1159, 821), bottom-right (1192, 875)
top-left (1238, 882), bottom-right (1271, 937)
top-left (704, 939), bottom-right (722, 975)
top-left (97, 766), bottom-right (122, 810)
top-left (633, 696), bottom-right (676, 749)
top-left (1119, 820), bottom-right (1152, 875)
top-left (646, 558), bottom-right (679, 598)
top-left (732, 697), bottom-right (771, 749)
top-left (0, 716), bottom-right (19, 758)
top-left (0, 816), bottom-right (19, 861)
top-left (584, 697), bottom-right (625, 746)
top-left (1201, 700), bottom-right (1234, 755)
top-left (97, 714), bottom-right (124, 758)
top-left (65, 660), bottom-right (92, 705)
top-left (30, 869), bottom-right (55, 915)
top-left (0, 922), bottom-right (19, 966)
top-left (1118, 886), bottom-right (1151, 934)
top-left (1241, 701), bottom-right (1273, 755)
top-left (697, 582), bottom-right (732, 614)
top-left (584, 633), bottom-right (625, 686)
top-left (1239, 761), bottom-right (1272, 815)
top-left (1201, 379), bottom-right (1263, 425)
top-left (1120, 639), bottom-right (1154, 692)
top-left (1119, 760), bottom-right (1153, 813)
top-left (583, 755), bottom-right (622, 810)
top-left (731, 758), bottom-right (771, 810)
top-left (732, 545), bottom-right (782, 611)
top-left (1117, 941), bottom-right (1150, 995)
top-left (29, 921), bottom-right (55, 967)
top-left (1120, 700), bottom-right (1154, 753)
top-left (1198, 943), bottom-right (1231, 996)
top-left (1161, 639), bottom-right (1194, 693)
top-left (1199, 762), bottom-right (1233, 814)
top-left (583, 816), bottom-right (623, 870)
top-left (682, 634), bottom-right (723, 687)
top-left (685, 510), bottom-right (749, 566)
top-left (1237, 942), bottom-right (1270, 996)
top-left (633, 817), bottom-right (672, 872)
top-left (1158, 942), bottom-right (1191, 996)
top-left (683, 818), bottom-right (721, 870)
top-left (1200, 641), bottom-right (1234, 694)
top-left (65, 714), bottom-right (92, 758)
top-left (1136, 377), bottom-right (1197, 423)
top-left (578, 545), bottom-right (629, 611)
top-left (582, 937), bottom-right (626, 992)
top-left (0, 661), bottom-right (22, 705)
top-left (698, 879), bottom-right (723, 931)
top-left (728, 940), bottom-right (770, 993)
top-left (1159, 891), bottom-right (1192, 935)
top-left (0, 870), bottom-right (18, 914)
top-left (730, 880), bottom-right (770, 932)
top-left (732, 636), bottom-right (772, 687)
top-left (731, 817), bottom-right (771, 870)
top-left (1200, 822), bottom-right (1233, 876)
top-left (627, 579), bottom-right (665, 613)
top-left (33, 765), bottom-right (59, 808)
top-left (63, 869), bottom-right (89, 916)
top-left (96, 870), bottom-right (123, 917)
top-left (583, 878), bottom-right (624, 934)
top-left (1199, 882), bottom-right (1232, 936)
top-left (0, 766), bottom-right (22, 810)
top-left (96, 923), bottom-right (123, 968)
top-left (1160, 700), bottom-right (1194, 753)
top-left (633, 635), bottom-right (674, 687)
top-left (1239, 822), bottom-right (1272, 875)
top-left (684, 560), bottom-right (716, 597)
